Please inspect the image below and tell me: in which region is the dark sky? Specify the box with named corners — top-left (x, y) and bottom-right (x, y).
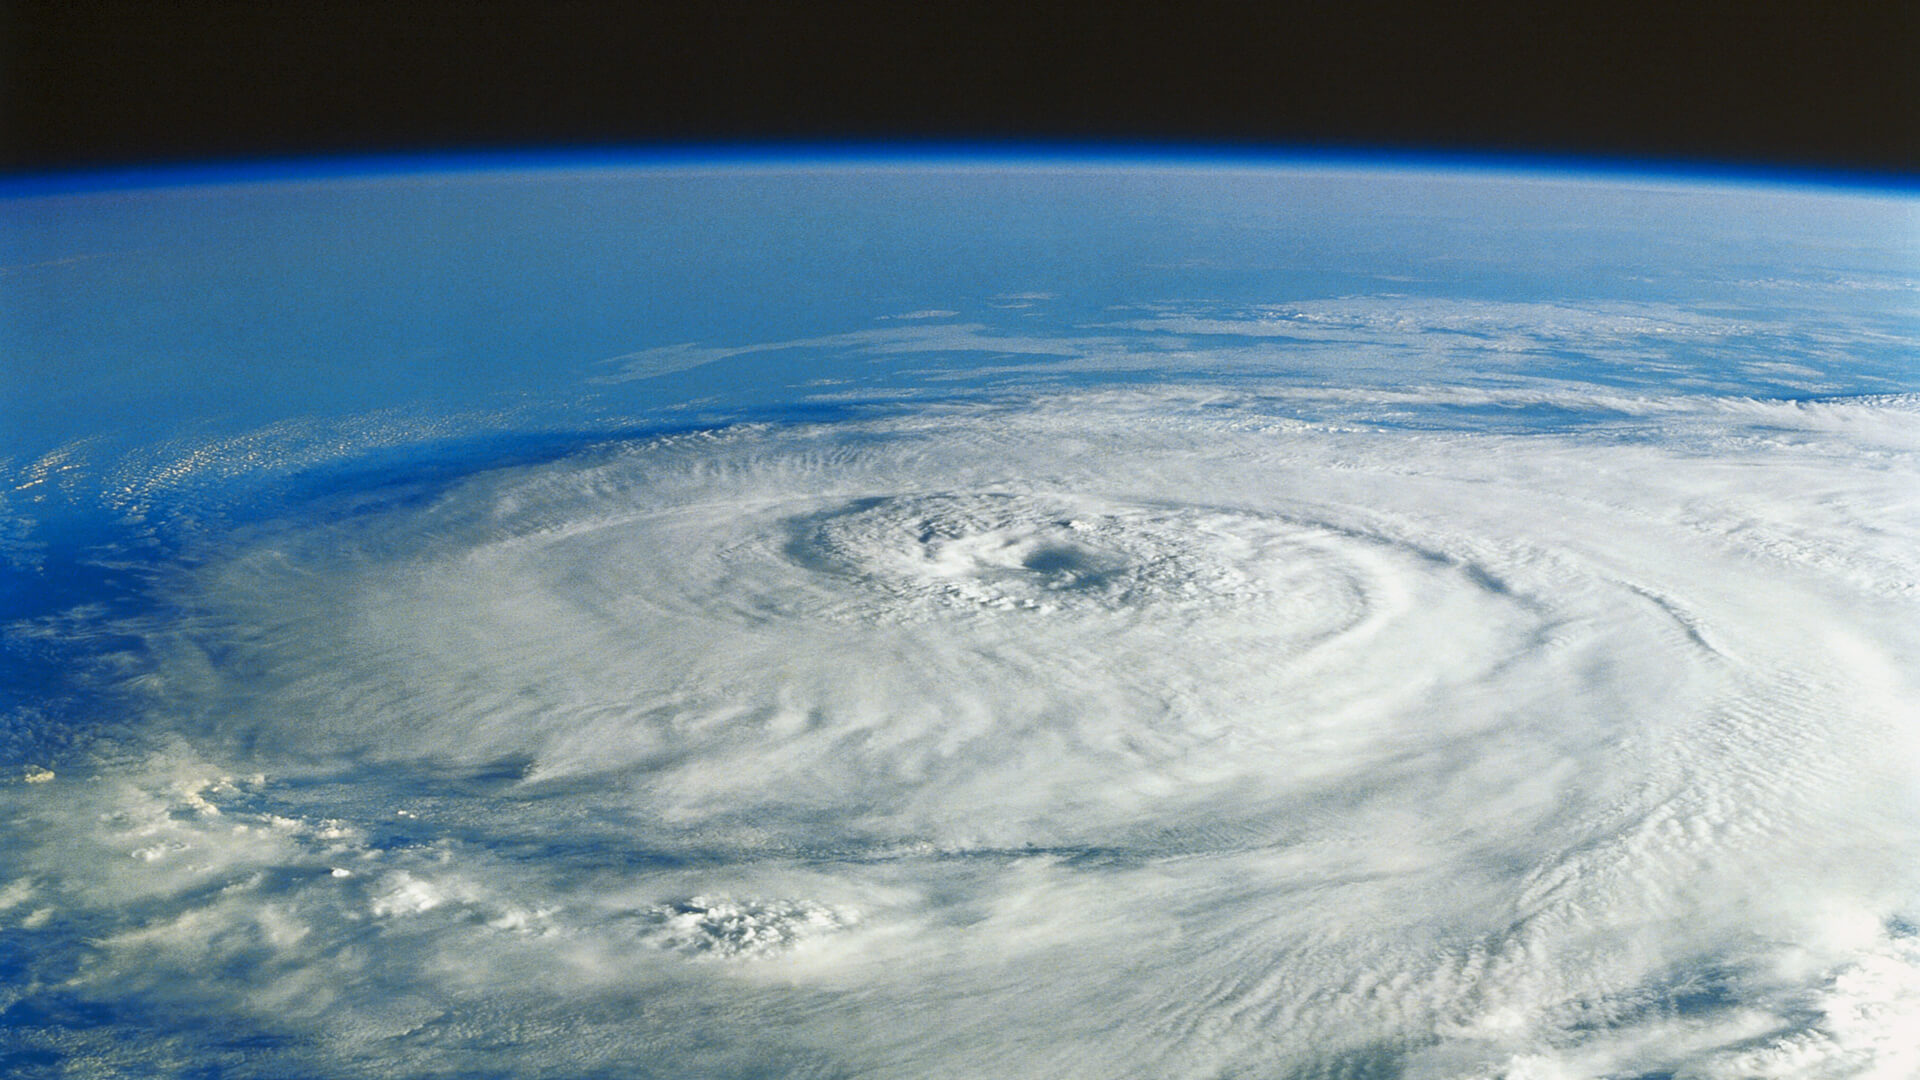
top-left (4, 0), bottom-right (1914, 176)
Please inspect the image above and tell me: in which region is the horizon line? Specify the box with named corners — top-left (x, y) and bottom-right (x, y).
top-left (5, 139), bottom-right (1917, 199)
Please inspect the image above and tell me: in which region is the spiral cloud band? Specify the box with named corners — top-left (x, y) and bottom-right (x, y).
top-left (8, 381), bottom-right (1917, 1077)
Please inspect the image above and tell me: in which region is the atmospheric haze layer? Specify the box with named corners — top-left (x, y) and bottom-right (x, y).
top-left (2, 157), bottom-right (1918, 1079)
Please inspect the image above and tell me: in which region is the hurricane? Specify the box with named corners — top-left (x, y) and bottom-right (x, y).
top-left (3, 158), bottom-right (1917, 1078)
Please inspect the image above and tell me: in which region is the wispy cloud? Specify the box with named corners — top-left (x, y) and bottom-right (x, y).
top-left (591, 323), bottom-right (1122, 384)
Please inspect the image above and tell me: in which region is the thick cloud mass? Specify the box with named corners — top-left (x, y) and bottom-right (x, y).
top-left (2, 164), bottom-right (1917, 1078)
top-left (9, 386), bottom-right (1919, 1077)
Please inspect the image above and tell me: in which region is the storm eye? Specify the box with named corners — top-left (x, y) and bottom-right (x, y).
top-left (1021, 546), bottom-right (1089, 575)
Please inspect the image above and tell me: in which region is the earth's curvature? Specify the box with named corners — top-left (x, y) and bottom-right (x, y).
top-left (2, 154), bottom-right (1917, 1078)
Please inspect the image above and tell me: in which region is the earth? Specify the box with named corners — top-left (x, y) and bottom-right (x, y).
top-left (2, 153), bottom-right (1918, 1078)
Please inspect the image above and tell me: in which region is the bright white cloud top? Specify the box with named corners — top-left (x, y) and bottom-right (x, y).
top-left (2, 158), bottom-right (1917, 1078)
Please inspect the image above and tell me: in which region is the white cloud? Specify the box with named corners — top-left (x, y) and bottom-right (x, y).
top-left (989, 291), bottom-right (1057, 309)
top-left (7, 383), bottom-right (1915, 1075)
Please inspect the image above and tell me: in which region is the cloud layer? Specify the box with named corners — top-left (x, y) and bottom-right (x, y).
top-left (6, 382), bottom-right (1916, 1078)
